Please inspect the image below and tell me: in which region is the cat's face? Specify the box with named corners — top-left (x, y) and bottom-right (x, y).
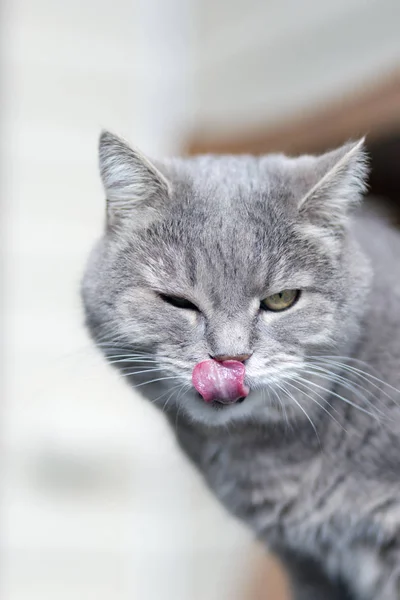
top-left (82, 133), bottom-right (371, 427)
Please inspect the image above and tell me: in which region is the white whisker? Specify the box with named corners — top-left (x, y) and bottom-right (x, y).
top-left (292, 374), bottom-right (380, 420)
top-left (275, 381), bottom-right (320, 443)
top-left (150, 382), bottom-right (182, 406)
top-left (120, 367), bottom-right (166, 377)
top-left (108, 358), bottom-right (159, 366)
top-left (284, 379), bottom-right (347, 433)
top-left (310, 357), bottom-right (400, 400)
top-left (299, 367), bottom-right (386, 418)
top-left (131, 376), bottom-right (185, 389)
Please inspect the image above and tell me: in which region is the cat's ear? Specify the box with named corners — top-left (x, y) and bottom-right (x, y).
top-left (99, 130), bottom-right (170, 227)
top-left (298, 139), bottom-right (368, 229)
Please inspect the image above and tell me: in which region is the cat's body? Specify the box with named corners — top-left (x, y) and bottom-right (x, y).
top-left (82, 133), bottom-right (400, 600)
top-left (172, 210), bottom-right (400, 600)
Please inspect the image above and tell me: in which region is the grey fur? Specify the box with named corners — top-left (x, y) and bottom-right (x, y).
top-left (82, 131), bottom-right (400, 600)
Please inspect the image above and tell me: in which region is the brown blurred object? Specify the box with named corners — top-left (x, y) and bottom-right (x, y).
top-left (368, 135), bottom-right (400, 221)
top-left (186, 71), bottom-right (400, 157)
top-left (240, 547), bottom-right (290, 600)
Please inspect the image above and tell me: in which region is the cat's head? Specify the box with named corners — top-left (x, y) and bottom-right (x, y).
top-left (82, 132), bottom-right (371, 428)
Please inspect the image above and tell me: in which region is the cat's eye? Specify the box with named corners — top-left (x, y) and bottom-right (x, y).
top-left (159, 294), bottom-right (199, 311)
top-left (260, 289), bottom-right (300, 312)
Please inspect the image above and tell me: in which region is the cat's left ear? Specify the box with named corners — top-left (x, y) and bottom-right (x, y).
top-left (99, 130), bottom-right (171, 228)
top-left (298, 138), bottom-right (369, 229)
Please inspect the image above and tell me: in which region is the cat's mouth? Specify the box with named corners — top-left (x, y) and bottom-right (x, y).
top-left (192, 359), bottom-right (249, 406)
top-left (195, 392), bottom-right (247, 408)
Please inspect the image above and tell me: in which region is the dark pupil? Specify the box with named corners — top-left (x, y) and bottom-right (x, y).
top-left (160, 294), bottom-right (199, 311)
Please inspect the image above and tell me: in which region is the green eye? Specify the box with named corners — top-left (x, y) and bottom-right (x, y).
top-left (260, 289), bottom-right (300, 312)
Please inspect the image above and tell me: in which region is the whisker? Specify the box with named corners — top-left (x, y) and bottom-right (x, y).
top-left (277, 387), bottom-right (289, 429)
top-left (269, 386), bottom-right (290, 430)
top-left (177, 382), bottom-right (191, 403)
top-left (131, 376), bottom-right (185, 389)
top-left (102, 352), bottom-right (157, 357)
top-left (166, 382), bottom-right (191, 415)
top-left (310, 357), bottom-right (400, 399)
top-left (310, 355), bottom-right (379, 370)
top-left (299, 366), bottom-right (386, 418)
top-left (275, 381), bottom-right (320, 443)
top-left (291, 375), bottom-right (380, 420)
top-left (284, 379), bottom-right (347, 434)
top-left (150, 382), bottom-right (183, 406)
top-left (108, 358), bottom-right (159, 366)
top-left (308, 363), bottom-right (394, 413)
top-left (162, 386), bottom-right (180, 413)
top-left (95, 332), bottom-right (131, 345)
top-left (101, 349), bottom-right (156, 357)
top-left (119, 367), bottom-right (166, 377)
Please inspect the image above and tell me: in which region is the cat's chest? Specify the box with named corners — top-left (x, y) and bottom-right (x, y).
top-left (200, 438), bottom-right (326, 535)
top-left (199, 437), bottom-right (398, 599)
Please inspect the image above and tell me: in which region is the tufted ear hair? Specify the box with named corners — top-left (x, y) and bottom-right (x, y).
top-left (98, 130), bottom-right (170, 228)
top-left (298, 138), bottom-right (369, 230)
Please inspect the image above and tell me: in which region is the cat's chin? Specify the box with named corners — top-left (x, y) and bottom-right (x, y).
top-left (197, 393), bottom-right (247, 408)
top-left (177, 389), bottom-right (284, 428)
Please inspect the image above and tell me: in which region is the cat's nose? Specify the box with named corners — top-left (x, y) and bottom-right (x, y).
top-left (211, 353), bottom-right (252, 363)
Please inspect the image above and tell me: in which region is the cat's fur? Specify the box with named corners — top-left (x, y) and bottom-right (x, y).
top-left (82, 132), bottom-right (400, 600)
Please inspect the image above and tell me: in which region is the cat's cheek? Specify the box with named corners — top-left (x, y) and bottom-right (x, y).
top-left (190, 312), bottom-right (208, 343)
top-left (164, 313), bottom-right (207, 359)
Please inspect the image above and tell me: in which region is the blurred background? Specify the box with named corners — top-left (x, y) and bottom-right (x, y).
top-left (1, 0), bottom-right (399, 599)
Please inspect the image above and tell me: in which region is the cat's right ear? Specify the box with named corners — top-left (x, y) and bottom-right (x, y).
top-left (99, 131), bottom-right (170, 228)
top-left (297, 139), bottom-right (368, 230)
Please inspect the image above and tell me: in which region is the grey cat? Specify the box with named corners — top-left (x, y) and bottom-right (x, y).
top-left (82, 131), bottom-right (400, 600)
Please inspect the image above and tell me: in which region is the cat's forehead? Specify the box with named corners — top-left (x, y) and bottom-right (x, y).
top-left (148, 162), bottom-right (294, 249)
top-left (124, 154), bottom-right (337, 296)
top-left (134, 181), bottom-right (321, 297)
top-left (138, 156), bottom-right (313, 250)
top-left (162, 154), bottom-right (298, 206)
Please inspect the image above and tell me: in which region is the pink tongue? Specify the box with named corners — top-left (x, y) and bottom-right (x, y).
top-left (192, 359), bottom-right (249, 404)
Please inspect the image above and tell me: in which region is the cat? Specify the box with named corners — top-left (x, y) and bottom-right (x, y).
top-left (82, 131), bottom-right (400, 600)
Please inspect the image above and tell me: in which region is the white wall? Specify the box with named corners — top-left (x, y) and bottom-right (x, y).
top-left (194, 0), bottom-right (400, 136)
top-left (0, 1), bottom-right (254, 599)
